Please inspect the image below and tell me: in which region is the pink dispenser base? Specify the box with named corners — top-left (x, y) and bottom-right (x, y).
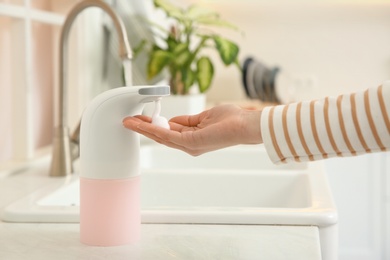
top-left (80, 176), bottom-right (140, 246)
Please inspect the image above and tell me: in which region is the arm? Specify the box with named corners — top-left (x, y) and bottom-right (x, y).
top-left (261, 82), bottom-right (390, 164)
top-left (123, 82), bottom-right (389, 162)
top-left (123, 104), bottom-right (262, 156)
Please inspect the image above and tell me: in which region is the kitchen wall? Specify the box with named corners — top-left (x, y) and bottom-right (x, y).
top-left (30, 17), bottom-right (54, 154)
top-left (0, 16), bottom-right (13, 162)
top-left (184, 1), bottom-right (390, 103)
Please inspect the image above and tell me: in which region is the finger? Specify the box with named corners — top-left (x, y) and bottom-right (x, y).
top-left (124, 115), bottom-right (186, 136)
top-left (169, 113), bottom-right (204, 127)
top-left (130, 122), bottom-right (196, 153)
top-left (124, 119), bottom-right (170, 145)
top-left (133, 115), bottom-right (152, 123)
top-left (122, 116), bottom-right (145, 130)
top-left (168, 121), bottom-right (195, 132)
top-left (123, 117), bottom-right (206, 155)
top-left (137, 124), bottom-right (198, 154)
top-left (137, 121), bottom-right (179, 140)
top-left (146, 132), bottom-right (203, 156)
top-left (124, 116), bottom-right (198, 150)
top-left (123, 115), bottom-right (151, 123)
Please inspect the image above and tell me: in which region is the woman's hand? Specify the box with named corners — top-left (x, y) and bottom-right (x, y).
top-left (123, 104), bottom-right (263, 156)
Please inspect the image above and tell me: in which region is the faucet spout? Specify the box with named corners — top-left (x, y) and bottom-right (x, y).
top-left (50, 0), bottom-right (132, 177)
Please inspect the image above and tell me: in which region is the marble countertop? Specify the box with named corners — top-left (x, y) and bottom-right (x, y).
top-left (0, 157), bottom-right (322, 260)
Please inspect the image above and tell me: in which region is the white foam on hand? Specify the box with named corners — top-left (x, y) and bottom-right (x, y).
top-left (151, 99), bottom-right (170, 129)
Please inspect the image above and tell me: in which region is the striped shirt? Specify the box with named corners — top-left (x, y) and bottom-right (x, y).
top-left (261, 81), bottom-right (390, 164)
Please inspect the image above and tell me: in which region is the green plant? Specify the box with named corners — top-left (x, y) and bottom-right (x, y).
top-left (146, 0), bottom-right (241, 95)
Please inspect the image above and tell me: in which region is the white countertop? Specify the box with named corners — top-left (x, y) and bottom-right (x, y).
top-left (0, 158), bottom-right (322, 260)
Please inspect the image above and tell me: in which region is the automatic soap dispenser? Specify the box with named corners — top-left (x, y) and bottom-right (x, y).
top-left (79, 85), bottom-right (170, 246)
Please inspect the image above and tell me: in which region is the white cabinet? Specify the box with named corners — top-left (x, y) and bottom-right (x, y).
top-left (325, 152), bottom-right (388, 260)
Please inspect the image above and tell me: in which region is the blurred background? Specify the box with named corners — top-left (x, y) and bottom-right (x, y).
top-left (0, 0), bottom-right (390, 259)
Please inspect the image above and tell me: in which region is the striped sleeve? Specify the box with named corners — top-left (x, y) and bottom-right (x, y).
top-left (261, 81), bottom-right (390, 164)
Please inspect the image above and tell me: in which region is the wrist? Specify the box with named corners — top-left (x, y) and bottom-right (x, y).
top-left (241, 109), bottom-right (263, 144)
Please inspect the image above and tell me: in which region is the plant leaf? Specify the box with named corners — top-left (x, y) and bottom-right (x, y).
top-left (173, 42), bottom-right (188, 55)
top-left (181, 68), bottom-right (195, 93)
top-left (147, 49), bottom-right (172, 79)
top-left (213, 36), bottom-right (239, 65)
top-left (196, 56), bottom-right (214, 93)
top-left (171, 43), bottom-right (191, 66)
top-left (167, 34), bottom-right (178, 51)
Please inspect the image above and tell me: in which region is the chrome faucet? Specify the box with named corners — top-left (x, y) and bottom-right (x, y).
top-left (50, 0), bottom-right (132, 177)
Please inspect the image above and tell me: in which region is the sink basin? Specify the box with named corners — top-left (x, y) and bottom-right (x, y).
top-left (1, 144), bottom-right (336, 226)
top-left (34, 170), bottom-right (311, 222)
top-left (40, 171), bottom-right (311, 208)
top-left (140, 144), bottom-right (307, 171)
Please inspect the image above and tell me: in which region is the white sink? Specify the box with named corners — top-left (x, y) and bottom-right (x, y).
top-left (1, 144), bottom-right (337, 259)
top-left (34, 170), bottom-right (312, 221)
top-left (140, 144), bottom-right (307, 171)
top-left (2, 144), bottom-right (336, 225)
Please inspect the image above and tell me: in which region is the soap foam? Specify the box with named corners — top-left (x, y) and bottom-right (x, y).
top-left (151, 99), bottom-right (170, 129)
